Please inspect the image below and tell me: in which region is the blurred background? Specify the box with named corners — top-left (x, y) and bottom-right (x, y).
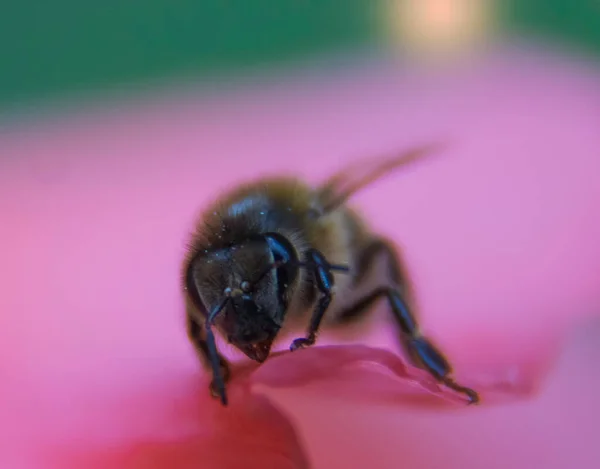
top-left (1, 1), bottom-right (599, 116)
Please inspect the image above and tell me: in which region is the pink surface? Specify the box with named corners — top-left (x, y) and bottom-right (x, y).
top-left (2, 49), bottom-right (600, 468)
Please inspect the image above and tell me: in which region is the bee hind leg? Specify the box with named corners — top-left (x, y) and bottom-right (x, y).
top-left (385, 286), bottom-right (480, 404)
top-left (334, 239), bottom-right (480, 405)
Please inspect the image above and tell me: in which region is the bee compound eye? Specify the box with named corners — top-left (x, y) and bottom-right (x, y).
top-left (240, 281), bottom-right (251, 293)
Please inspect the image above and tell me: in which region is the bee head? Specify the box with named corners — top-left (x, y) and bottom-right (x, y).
top-left (186, 235), bottom-right (297, 363)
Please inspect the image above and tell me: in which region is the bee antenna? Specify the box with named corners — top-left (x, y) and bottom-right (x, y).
top-left (253, 259), bottom-right (350, 287)
top-left (205, 297), bottom-right (229, 406)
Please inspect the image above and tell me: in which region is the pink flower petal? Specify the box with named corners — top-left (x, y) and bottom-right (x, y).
top-left (49, 384), bottom-right (311, 469)
top-left (249, 344), bottom-right (541, 408)
top-left (38, 338), bottom-right (552, 469)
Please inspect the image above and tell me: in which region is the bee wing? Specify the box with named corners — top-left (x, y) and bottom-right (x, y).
top-left (316, 141), bottom-right (449, 213)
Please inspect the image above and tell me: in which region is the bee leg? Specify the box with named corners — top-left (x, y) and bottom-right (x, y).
top-left (335, 239), bottom-right (479, 404)
top-left (290, 249), bottom-right (335, 351)
top-left (186, 314), bottom-right (231, 401)
top-left (386, 288), bottom-right (479, 404)
top-left (200, 340), bottom-right (231, 401)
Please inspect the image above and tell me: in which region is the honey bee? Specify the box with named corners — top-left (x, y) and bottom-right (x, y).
top-left (182, 143), bottom-right (479, 406)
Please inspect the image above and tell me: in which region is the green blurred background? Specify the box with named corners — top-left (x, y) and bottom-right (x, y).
top-left (1, 1), bottom-right (599, 113)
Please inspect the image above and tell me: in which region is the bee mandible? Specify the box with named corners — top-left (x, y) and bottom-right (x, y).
top-left (182, 143), bottom-right (479, 406)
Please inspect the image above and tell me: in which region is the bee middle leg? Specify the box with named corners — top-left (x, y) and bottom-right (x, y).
top-left (186, 313), bottom-right (231, 400)
top-left (334, 239), bottom-right (480, 404)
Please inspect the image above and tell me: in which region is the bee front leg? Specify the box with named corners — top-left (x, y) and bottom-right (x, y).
top-left (186, 314), bottom-right (231, 400)
top-left (290, 249), bottom-right (336, 351)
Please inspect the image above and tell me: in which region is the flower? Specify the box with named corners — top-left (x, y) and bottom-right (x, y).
top-left (2, 45), bottom-right (599, 469)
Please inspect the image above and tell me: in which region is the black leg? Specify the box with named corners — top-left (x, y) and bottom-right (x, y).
top-left (386, 288), bottom-right (479, 404)
top-left (289, 249), bottom-right (336, 351)
top-left (335, 239), bottom-right (479, 404)
top-left (186, 314), bottom-right (231, 400)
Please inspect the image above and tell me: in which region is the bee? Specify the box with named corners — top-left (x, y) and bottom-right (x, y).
top-left (182, 143), bottom-right (479, 406)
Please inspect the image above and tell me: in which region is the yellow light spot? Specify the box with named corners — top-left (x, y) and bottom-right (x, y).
top-left (383, 0), bottom-right (497, 60)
